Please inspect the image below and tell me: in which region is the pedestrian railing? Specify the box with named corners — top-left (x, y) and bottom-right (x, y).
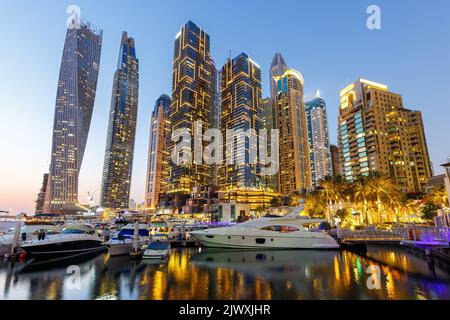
top-left (339, 227), bottom-right (450, 242)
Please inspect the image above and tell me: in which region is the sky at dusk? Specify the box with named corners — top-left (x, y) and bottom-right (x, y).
top-left (0, 0), bottom-right (449, 213)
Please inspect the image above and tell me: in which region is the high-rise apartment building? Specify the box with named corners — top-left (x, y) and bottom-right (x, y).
top-left (219, 52), bottom-right (263, 191)
top-left (168, 21), bottom-right (215, 207)
top-left (100, 32), bottom-right (139, 209)
top-left (338, 78), bottom-right (432, 193)
top-left (35, 173), bottom-right (49, 214)
top-left (274, 68), bottom-right (312, 195)
top-left (145, 94), bottom-right (171, 210)
top-left (270, 53), bottom-right (287, 100)
top-left (44, 20), bottom-right (102, 213)
top-left (306, 97), bottom-right (331, 185)
top-left (330, 144), bottom-right (343, 177)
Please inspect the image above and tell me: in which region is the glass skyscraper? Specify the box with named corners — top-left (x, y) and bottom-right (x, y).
top-left (44, 20), bottom-right (102, 214)
top-left (305, 97), bottom-right (331, 186)
top-left (274, 68), bottom-right (312, 195)
top-left (100, 32), bottom-right (139, 209)
top-left (219, 52), bottom-right (263, 191)
top-left (145, 94), bottom-right (171, 210)
top-left (168, 21), bottom-right (215, 208)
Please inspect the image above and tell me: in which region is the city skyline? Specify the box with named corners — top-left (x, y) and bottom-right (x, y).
top-left (1, 0), bottom-right (450, 213)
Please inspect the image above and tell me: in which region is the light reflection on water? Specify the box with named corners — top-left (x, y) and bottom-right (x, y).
top-left (0, 245), bottom-right (449, 300)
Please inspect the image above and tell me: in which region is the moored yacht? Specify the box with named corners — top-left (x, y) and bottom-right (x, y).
top-left (20, 224), bottom-right (104, 257)
top-left (191, 206), bottom-right (339, 249)
top-left (105, 223), bottom-right (150, 256)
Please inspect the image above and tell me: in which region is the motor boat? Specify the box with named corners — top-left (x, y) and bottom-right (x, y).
top-left (190, 206), bottom-right (340, 250)
top-left (0, 234), bottom-right (13, 256)
top-left (143, 241), bottom-right (171, 259)
top-left (106, 223), bottom-right (150, 256)
top-left (20, 224), bottom-right (104, 257)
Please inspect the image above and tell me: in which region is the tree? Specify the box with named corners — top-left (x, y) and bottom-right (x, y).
top-left (420, 202), bottom-right (439, 221)
top-left (270, 197), bottom-right (283, 208)
top-left (425, 186), bottom-right (449, 208)
top-left (317, 175), bottom-right (347, 221)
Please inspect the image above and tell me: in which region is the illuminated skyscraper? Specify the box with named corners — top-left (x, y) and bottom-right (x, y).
top-left (338, 78), bottom-right (432, 193)
top-left (274, 68), bottom-right (312, 195)
top-left (270, 53), bottom-right (287, 100)
top-left (145, 94), bottom-right (171, 210)
top-left (44, 20), bottom-right (102, 214)
top-left (219, 52), bottom-right (263, 191)
top-left (168, 21), bottom-right (215, 208)
top-left (35, 173), bottom-right (49, 214)
top-left (100, 32), bottom-right (139, 209)
top-left (306, 97), bottom-right (331, 185)
top-left (330, 144), bottom-right (343, 177)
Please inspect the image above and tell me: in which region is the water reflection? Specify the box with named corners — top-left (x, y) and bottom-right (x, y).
top-left (0, 246), bottom-right (449, 300)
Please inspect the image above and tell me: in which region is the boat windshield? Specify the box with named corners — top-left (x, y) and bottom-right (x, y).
top-left (61, 229), bottom-right (87, 234)
top-left (148, 241), bottom-right (170, 250)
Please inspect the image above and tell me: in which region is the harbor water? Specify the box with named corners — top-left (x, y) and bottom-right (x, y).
top-left (1, 245), bottom-right (450, 300)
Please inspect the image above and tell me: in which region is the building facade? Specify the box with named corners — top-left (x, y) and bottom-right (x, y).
top-left (219, 52), bottom-right (264, 191)
top-left (330, 144), bottom-right (343, 177)
top-left (35, 173), bottom-right (49, 214)
top-left (274, 68), bottom-right (312, 196)
top-left (168, 21), bottom-right (215, 208)
top-left (44, 20), bottom-right (102, 213)
top-left (305, 97), bottom-right (331, 185)
top-left (270, 53), bottom-right (287, 101)
top-left (100, 32), bottom-right (139, 209)
top-left (145, 94), bottom-right (171, 210)
top-left (338, 78), bottom-right (432, 193)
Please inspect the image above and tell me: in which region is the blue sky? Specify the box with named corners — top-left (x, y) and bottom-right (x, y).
top-left (1, 0), bottom-right (449, 213)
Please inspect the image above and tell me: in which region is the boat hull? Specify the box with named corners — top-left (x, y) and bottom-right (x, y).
top-left (0, 243), bottom-right (12, 255)
top-left (143, 249), bottom-right (170, 259)
top-left (191, 232), bottom-right (339, 250)
top-left (21, 235), bottom-right (104, 258)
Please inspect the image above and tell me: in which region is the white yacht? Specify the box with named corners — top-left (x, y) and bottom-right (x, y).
top-left (143, 236), bottom-right (171, 259)
top-left (191, 206), bottom-right (339, 250)
top-left (106, 223), bottom-right (150, 256)
top-left (20, 224), bottom-right (104, 257)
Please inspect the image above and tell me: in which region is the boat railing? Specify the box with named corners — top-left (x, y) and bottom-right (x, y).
top-left (23, 233), bottom-right (98, 244)
top-left (339, 227), bottom-right (450, 242)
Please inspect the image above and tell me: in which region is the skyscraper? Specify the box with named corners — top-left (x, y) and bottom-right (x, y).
top-left (168, 21), bottom-right (215, 207)
top-left (274, 68), bottom-right (312, 196)
top-left (100, 32), bottom-right (139, 209)
top-left (219, 52), bottom-right (263, 191)
top-left (145, 94), bottom-right (171, 210)
top-left (43, 20), bottom-right (102, 214)
top-left (306, 97), bottom-right (331, 185)
top-left (270, 53), bottom-right (287, 100)
top-left (338, 78), bottom-right (432, 193)
top-left (35, 173), bottom-right (49, 214)
top-left (330, 144), bottom-right (343, 177)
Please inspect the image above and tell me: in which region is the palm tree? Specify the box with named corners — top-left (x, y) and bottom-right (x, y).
top-left (364, 172), bottom-right (399, 223)
top-left (351, 176), bottom-right (371, 224)
top-left (318, 175), bottom-right (347, 221)
top-left (425, 185), bottom-right (449, 208)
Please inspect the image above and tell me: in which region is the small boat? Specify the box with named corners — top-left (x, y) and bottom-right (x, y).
top-left (20, 224), bottom-right (104, 258)
top-left (106, 223), bottom-right (150, 257)
top-left (143, 240), bottom-right (171, 259)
